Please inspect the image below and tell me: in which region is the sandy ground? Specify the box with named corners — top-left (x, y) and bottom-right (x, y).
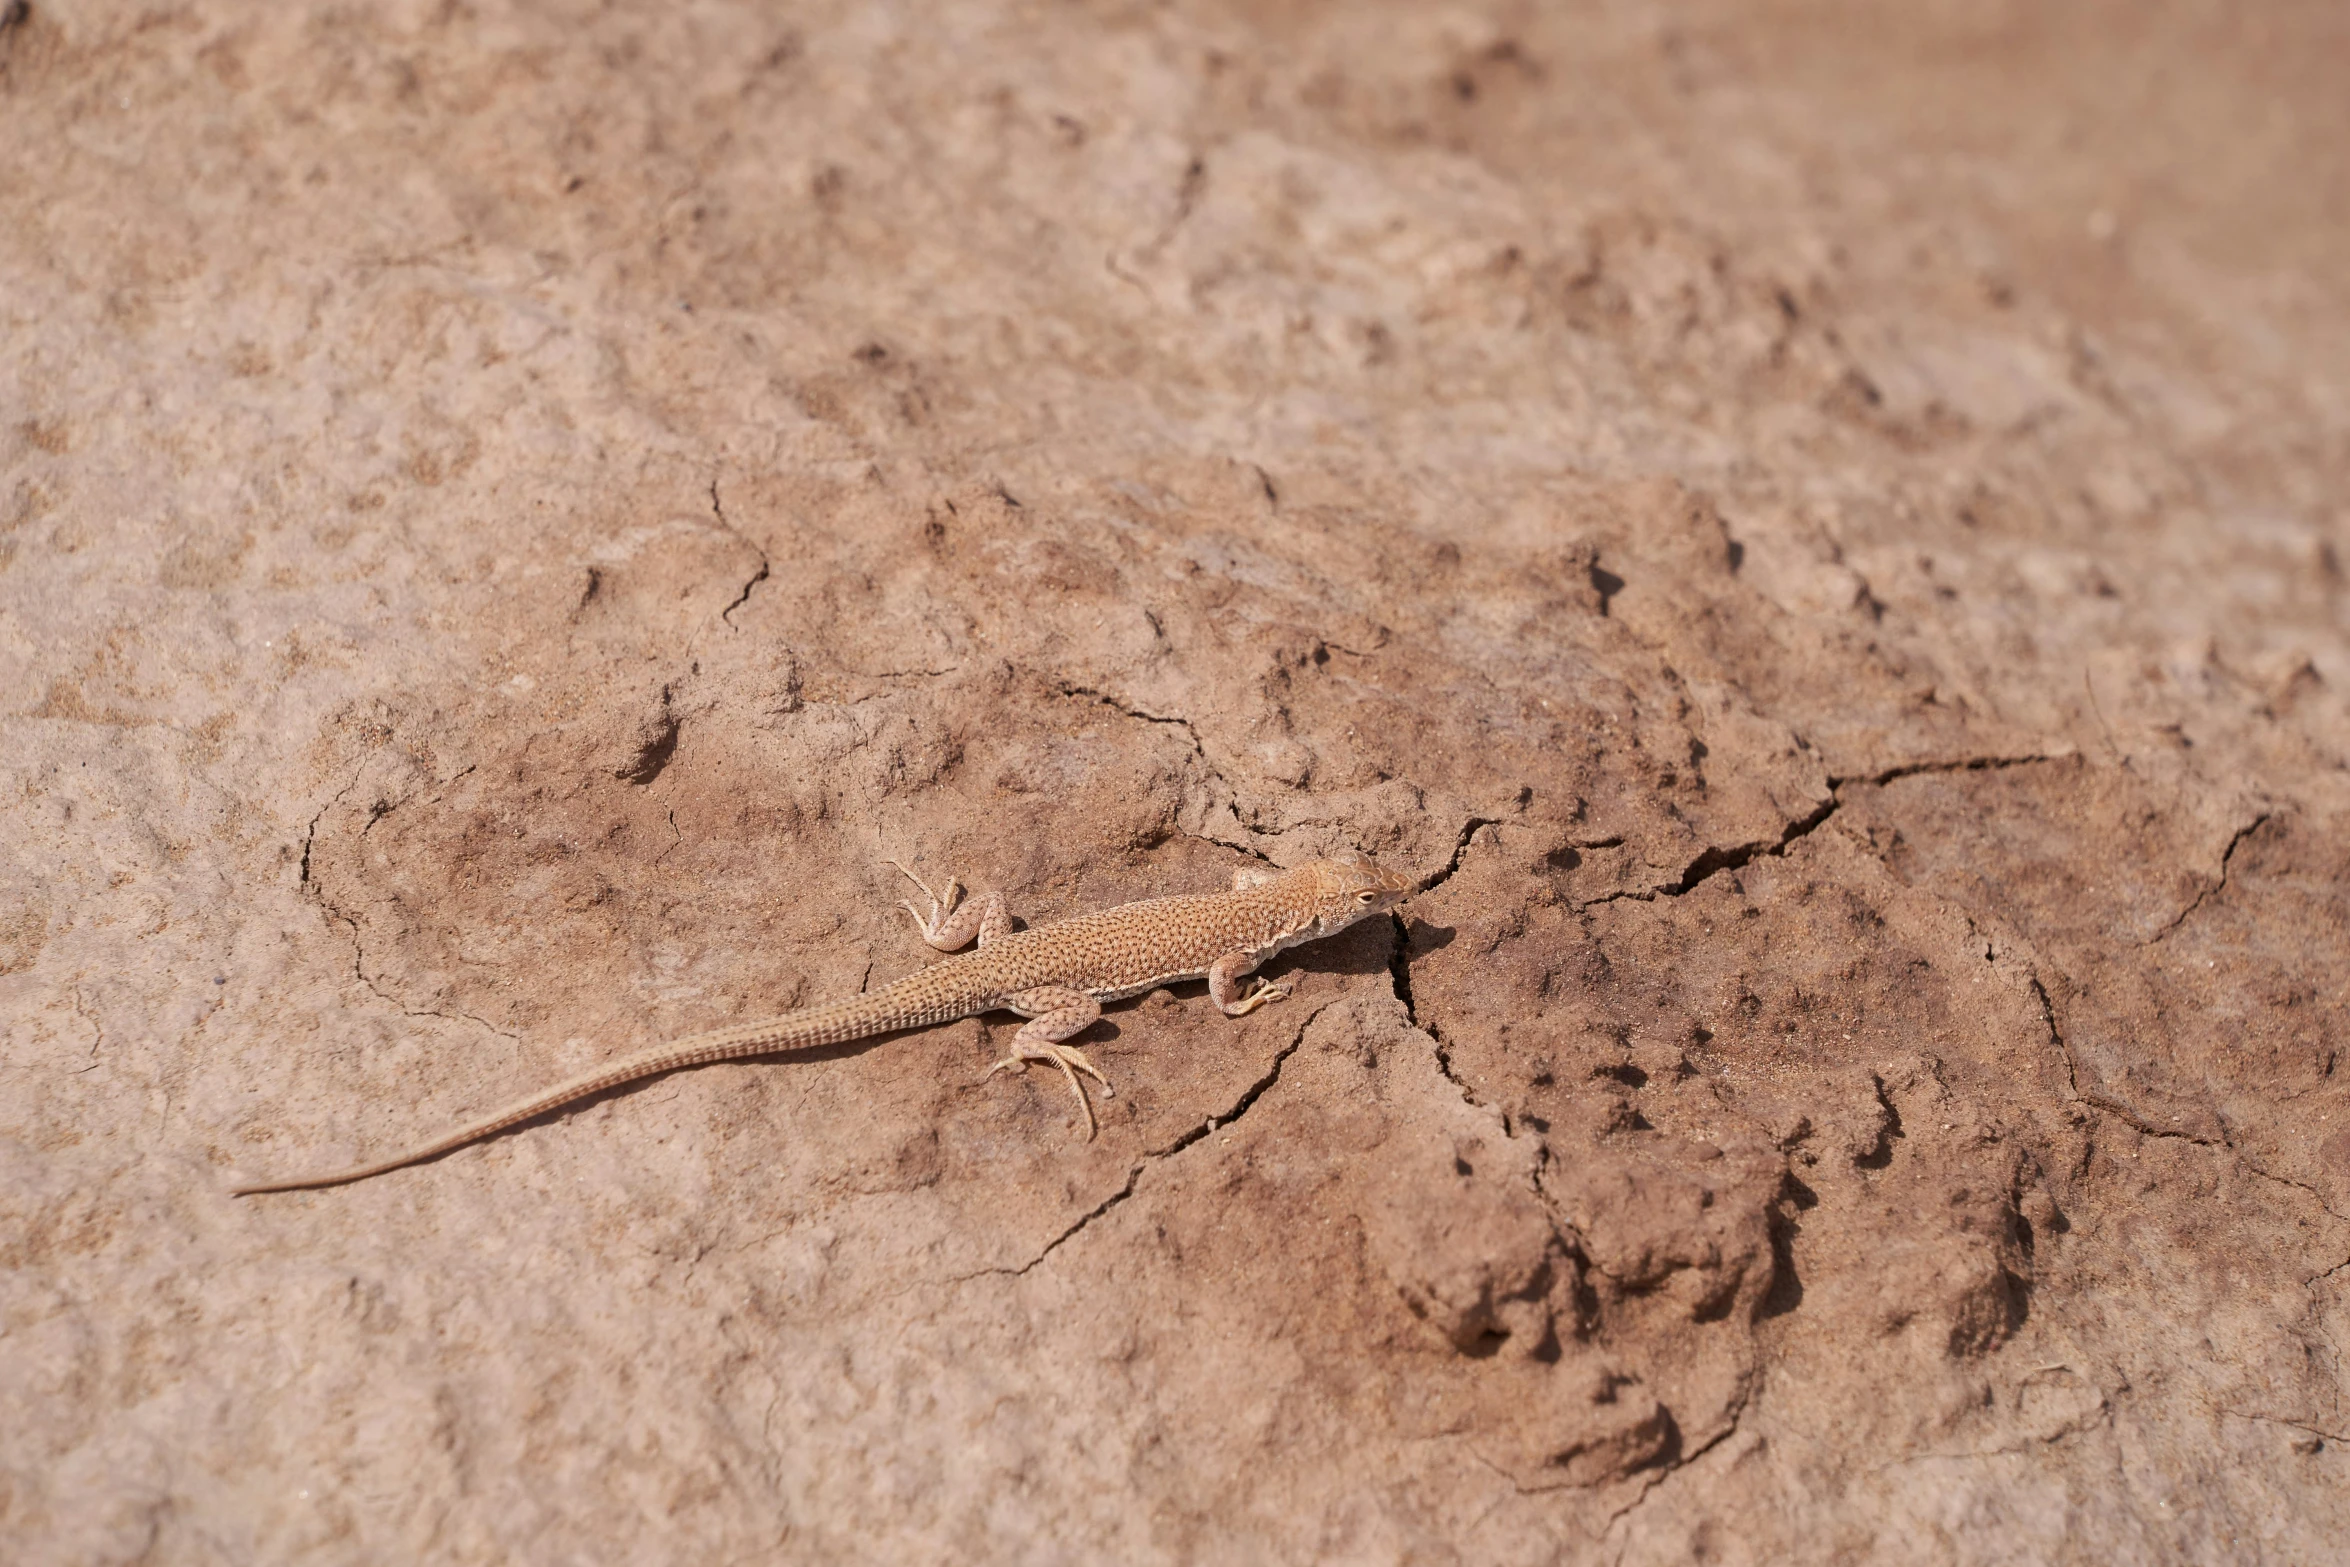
top-left (5, 1), bottom-right (2348, 1561)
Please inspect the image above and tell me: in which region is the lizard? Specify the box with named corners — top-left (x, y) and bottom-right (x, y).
top-left (229, 850), bottom-right (1416, 1195)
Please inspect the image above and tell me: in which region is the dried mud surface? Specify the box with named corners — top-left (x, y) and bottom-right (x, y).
top-left (5, 2), bottom-right (2349, 1562)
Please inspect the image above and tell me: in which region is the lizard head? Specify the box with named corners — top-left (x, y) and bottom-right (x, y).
top-left (1297, 849), bottom-right (1416, 935)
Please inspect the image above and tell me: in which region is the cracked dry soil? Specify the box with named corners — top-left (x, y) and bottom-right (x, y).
top-left (5, 3), bottom-right (2350, 1562)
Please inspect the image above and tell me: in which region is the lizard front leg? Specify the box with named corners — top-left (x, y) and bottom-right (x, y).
top-left (888, 859), bottom-right (1012, 950)
top-left (981, 985), bottom-right (1109, 1139)
top-left (1209, 950), bottom-right (1290, 1016)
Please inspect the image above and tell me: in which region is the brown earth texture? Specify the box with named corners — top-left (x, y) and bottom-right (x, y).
top-left (6, 1), bottom-right (2350, 1561)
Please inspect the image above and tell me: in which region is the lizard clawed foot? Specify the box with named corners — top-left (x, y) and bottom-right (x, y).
top-left (1225, 978), bottom-right (1292, 1017)
top-left (979, 1044), bottom-right (1112, 1140)
top-left (887, 858), bottom-right (963, 941)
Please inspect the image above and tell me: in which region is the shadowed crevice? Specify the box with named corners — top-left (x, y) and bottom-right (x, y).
top-left (1842, 752), bottom-right (2063, 788)
top-left (1420, 816), bottom-right (1499, 894)
top-left (1581, 748), bottom-right (2071, 912)
top-left (1386, 911), bottom-right (1417, 1025)
top-left (1661, 793), bottom-right (1839, 897)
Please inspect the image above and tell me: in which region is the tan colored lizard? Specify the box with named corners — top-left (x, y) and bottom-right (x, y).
top-left (230, 851), bottom-right (1415, 1194)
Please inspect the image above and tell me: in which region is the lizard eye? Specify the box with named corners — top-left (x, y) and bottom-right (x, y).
top-left (1355, 890), bottom-right (1376, 903)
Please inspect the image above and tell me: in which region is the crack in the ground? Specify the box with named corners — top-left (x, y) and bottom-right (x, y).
top-left (2149, 811), bottom-right (2270, 943)
top-left (2032, 963), bottom-right (2350, 1222)
top-left (2035, 980), bottom-right (2254, 1158)
top-left (1387, 911), bottom-right (1418, 1026)
top-left (1576, 749), bottom-right (2064, 913)
top-left (2226, 1409), bottom-right (2349, 1446)
top-left (297, 776), bottom-right (361, 888)
top-left (1575, 794), bottom-right (1844, 911)
top-left (2240, 1157), bottom-right (2350, 1225)
top-left (1420, 816), bottom-right (1499, 895)
top-left (2034, 972), bottom-right (2347, 1223)
top-left (980, 1002), bottom-right (1328, 1278)
top-left (1383, 904), bottom-right (1484, 1111)
top-left (709, 478), bottom-right (770, 627)
top-left (326, 902), bottom-right (521, 1042)
top-left (2027, 975), bottom-right (2084, 1106)
top-left (1423, 1017), bottom-right (1483, 1110)
top-left (1598, 1368), bottom-right (1759, 1531)
top-left (305, 769), bottom-right (519, 1044)
top-left (1053, 681), bottom-right (1199, 740)
top-left (2034, 974), bottom-right (2230, 1150)
top-left (66, 986), bottom-right (104, 1075)
top-left (2080, 1093), bottom-right (2224, 1147)
top-left (1842, 752), bottom-right (2062, 788)
top-left (1661, 794), bottom-right (1839, 897)
top-left (1052, 681), bottom-right (1277, 863)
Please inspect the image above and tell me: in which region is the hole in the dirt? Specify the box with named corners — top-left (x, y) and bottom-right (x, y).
top-left (1594, 1062), bottom-right (1648, 1088)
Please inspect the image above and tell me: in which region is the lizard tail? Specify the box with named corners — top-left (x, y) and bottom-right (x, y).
top-left (228, 987), bottom-right (948, 1196)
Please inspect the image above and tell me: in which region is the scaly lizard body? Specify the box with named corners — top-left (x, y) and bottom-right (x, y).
top-left (231, 851), bottom-right (1414, 1194)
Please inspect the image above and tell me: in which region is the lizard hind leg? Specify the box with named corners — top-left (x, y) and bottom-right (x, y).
top-left (887, 859), bottom-right (1011, 950)
top-left (981, 986), bottom-right (1109, 1139)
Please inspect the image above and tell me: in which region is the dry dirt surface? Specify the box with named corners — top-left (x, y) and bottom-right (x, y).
top-left (6, 1), bottom-right (2350, 1561)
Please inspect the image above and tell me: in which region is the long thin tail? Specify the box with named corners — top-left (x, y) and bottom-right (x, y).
top-left (229, 988), bottom-right (939, 1196)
